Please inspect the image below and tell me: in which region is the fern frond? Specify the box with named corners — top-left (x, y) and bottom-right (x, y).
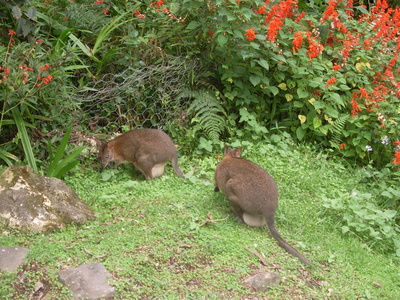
top-left (329, 115), bottom-right (349, 144)
top-left (180, 89), bottom-right (227, 142)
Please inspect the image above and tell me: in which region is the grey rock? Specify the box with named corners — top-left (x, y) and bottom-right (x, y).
top-left (0, 246), bottom-right (30, 272)
top-left (244, 271), bottom-right (281, 292)
top-left (0, 165), bottom-right (95, 234)
top-left (57, 262), bottom-right (116, 300)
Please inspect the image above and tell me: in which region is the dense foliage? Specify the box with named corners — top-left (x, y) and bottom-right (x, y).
top-left (0, 1), bottom-right (399, 254)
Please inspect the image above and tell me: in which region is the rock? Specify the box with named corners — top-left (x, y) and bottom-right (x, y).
top-left (0, 165), bottom-right (95, 234)
top-left (0, 246), bottom-right (30, 272)
top-left (244, 271), bottom-right (281, 292)
top-left (57, 262), bottom-right (116, 300)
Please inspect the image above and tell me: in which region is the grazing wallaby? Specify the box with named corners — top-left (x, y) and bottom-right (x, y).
top-left (214, 145), bottom-right (312, 267)
top-left (99, 129), bottom-right (185, 180)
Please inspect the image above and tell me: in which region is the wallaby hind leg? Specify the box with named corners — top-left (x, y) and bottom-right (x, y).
top-left (132, 159), bottom-right (154, 181)
top-left (151, 164), bottom-right (165, 179)
top-left (242, 213), bottom-right (266, 227)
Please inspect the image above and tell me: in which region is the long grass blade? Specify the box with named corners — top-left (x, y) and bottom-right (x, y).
top-left (0, 148), bottom-right (19, 166)
top-left (11, 108), bottom-right (38, 173)
top-left (46, 126), bottom-right (71, 177)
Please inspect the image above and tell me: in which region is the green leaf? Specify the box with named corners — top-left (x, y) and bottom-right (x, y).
top-left (325, 105), bottom-right (339, 118)
top-left (313, 117), bottom-right (322, 128)
top-left (297, 88), bottom-right (309, 98)
top-left (356, 5), bottom-right (369, 14)
top-left (309, 77), bottom-right (323, 88)
top-left (256, 59), bottom-right (269, 70)
top-left (217, 33), bottom-right (228, 46)
top-left (314, 101), bottom-right (325, 110)
top-left (269, 86), bottom-right (279, 96)
top-left (0, 149), bottom-right (19, 166)
top-left (330, 92), bottom-right (345, 106)
top-left (383, 210), bottom-right (397, 219)
top-left (296, 126), bottom-right (305, 140)
top-left (319, 125), bottom-right (330, 135)
top-left (285, 94), bottom-right (293, 101)
top-left (249, 75), bottom-right (260, 86)
top-left (186, 21), bottom-right (200, 30)
top-left (293, 101), bottom-right (304, 108)
top-left (27, 7), bottom-right (37, 19)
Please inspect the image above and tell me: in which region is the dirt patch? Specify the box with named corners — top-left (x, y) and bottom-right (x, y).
top-left (12, 260), bottom-right (62, 300)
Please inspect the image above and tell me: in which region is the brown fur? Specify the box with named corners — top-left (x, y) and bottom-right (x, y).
top-left (99, 129), bottom-right (185, 180)
top-left (214, 145), bottom-right (312, 267)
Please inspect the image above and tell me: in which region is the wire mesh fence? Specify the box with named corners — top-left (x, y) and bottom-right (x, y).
top-left (73, 55), bottom-right (203, 136)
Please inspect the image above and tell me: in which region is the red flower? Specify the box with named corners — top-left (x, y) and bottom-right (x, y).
top-left (151, 0), bottom-right (164, 10)
top-left (332, 64), bottom-right (341, 71)
top-left (292, 32), bottom-right (303, 53)
top-left (8, 30), bottom-right (17, 36)
top-left (393, 151), bottom-right (400, 165)
top-left (37, 75), bottom-right (53, 87)
top-left (295, 11), bottom-right (306, 23)
top-left (4, 68), bottom-right (11, 76)
top-left (245, 27), bottom-right (256, 41)
top-left (350, 92), bottom-right (362, 117)
top-left (326, 77), bottom-right (336, 87)
top-left (264, 0), bottom-right (294, 42)
top-left (305, 31), bottom-right (324, 59)
top-left (340, 143), bottom-right (346, 150)
top-left (39, 63), bottom-right (50, 71)
top-left (254, 4), bottom-right (267, 15)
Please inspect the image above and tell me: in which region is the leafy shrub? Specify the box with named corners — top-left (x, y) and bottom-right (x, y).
top-left (323, 190), bottom-right (400, 256)
top-left (172, 0), bottom-right (400, 168)
top-left (0, 5), bottom-right (83, 174)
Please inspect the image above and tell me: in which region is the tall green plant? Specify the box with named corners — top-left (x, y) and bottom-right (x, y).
top-left (46, 126), bottom-right (85, 178)
top-left (11, 107), bottom-right (38, 172)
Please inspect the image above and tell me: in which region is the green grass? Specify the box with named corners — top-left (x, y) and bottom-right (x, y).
top-left (1, 141), bottom-right (399, 299)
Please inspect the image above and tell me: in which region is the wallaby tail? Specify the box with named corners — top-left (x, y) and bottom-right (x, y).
top-left (172, 156), bottom-right (185, 178)
top-left (266, 218), bottom-right (312, 267)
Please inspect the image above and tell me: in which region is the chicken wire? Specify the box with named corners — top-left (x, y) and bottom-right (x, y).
top-left (74, 56), bottom-right (201, 135)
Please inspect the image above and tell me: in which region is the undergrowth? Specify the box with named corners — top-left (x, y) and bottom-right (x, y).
top-left (1, 140), bottom-right (399, 299)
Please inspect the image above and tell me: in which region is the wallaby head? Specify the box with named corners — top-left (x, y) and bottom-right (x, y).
top-left (214, 144), bottom-right (312, 267)
top-left (99, 141), bottom-right (114, 168)
top-left (224, 145), bottom-right (242, 158)
top-left (98, 129), bottom-right (185, 180)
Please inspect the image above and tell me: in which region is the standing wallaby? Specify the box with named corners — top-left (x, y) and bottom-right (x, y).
top-left (99, 129), bottom-right (185, 180)
top-left (214, 145), bottom-right (312, 267)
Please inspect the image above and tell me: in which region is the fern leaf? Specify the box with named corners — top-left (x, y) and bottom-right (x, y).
top-left (181, 89), bottom-right (227, 142)
top-left (330, 115), bottom-right (349, 144)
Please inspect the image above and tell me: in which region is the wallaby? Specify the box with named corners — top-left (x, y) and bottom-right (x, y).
top-left (99, 129), bottom-right (185, 180)
top-left (214, 145), bottom-right (312, 267)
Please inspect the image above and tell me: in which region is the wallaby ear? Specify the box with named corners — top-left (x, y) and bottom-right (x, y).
top-left (233, 147), bottom-right (242, 158)
top-left (94, 136), bottom-right (105, 148)
top-left (223, 143), bottom-right (230, 155)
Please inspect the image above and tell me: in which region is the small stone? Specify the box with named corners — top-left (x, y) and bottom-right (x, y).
top-left (244, 271), bottom-right (281, 292)
top-left (57, 262), bottom-right (116, 300)
top-left (0, 246), bottom-right (30, 272)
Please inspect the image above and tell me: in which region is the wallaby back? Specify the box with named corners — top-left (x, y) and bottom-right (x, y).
top-left (214, 145), bottom-right (312, 267)
top-left (99, 129), bottom-right (184, 180)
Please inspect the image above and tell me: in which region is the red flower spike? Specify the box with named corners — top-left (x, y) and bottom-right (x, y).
top-left (245, 27), bottom-right (256, 41)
